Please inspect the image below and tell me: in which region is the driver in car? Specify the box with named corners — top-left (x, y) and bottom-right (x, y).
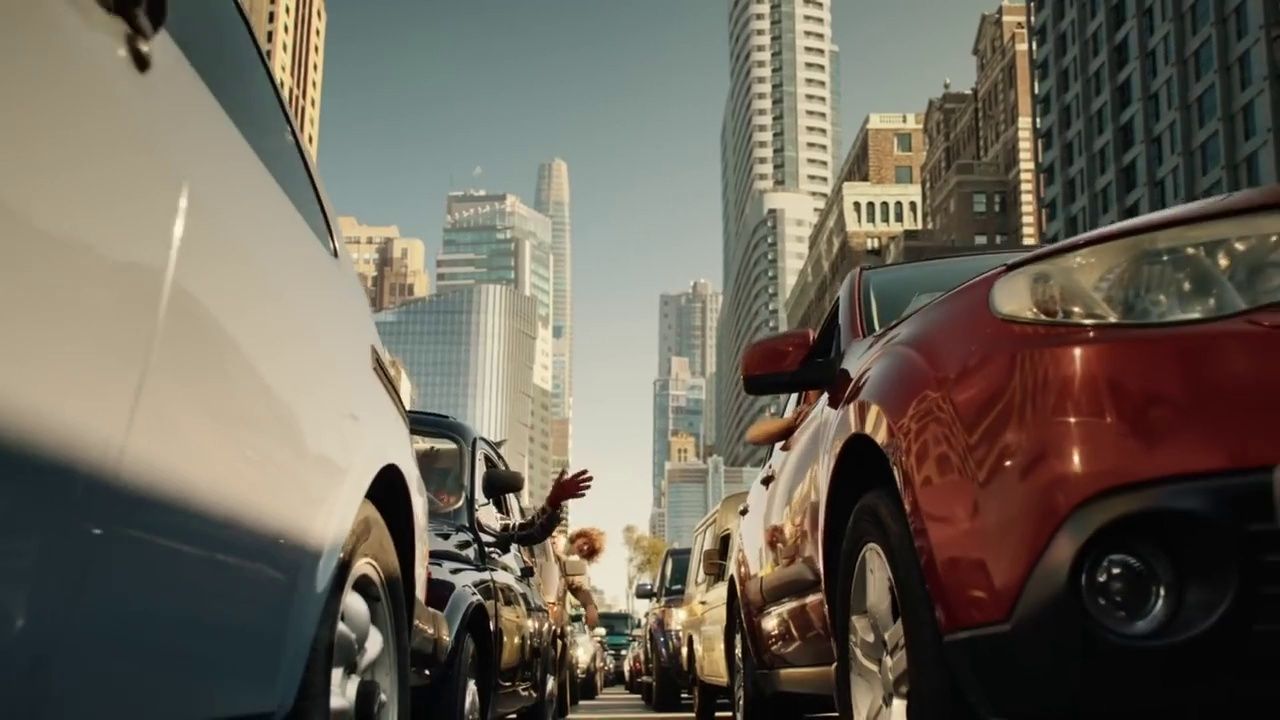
top-left (417, 444), bottom-right (594, 547)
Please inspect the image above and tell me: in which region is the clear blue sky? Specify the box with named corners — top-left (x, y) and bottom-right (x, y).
top-left (319, 0), bottom-right (1004, 606)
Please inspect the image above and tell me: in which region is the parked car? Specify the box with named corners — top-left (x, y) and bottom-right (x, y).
top-left (567, 615), bottom-right (606, 701)
top-left (624, 632), bottom-right (644, 693)
top-left (679, 491), bottom-right (748, 719)
top-left (0, 2), bottom-right (440, 717)
top-left (634, 547), bottom-right (693, 710)
top-left (597, 611), bottom-right (638, 684)
top-left (731, 188), bottom-right (1280, 719)
top-left (409, 411), bottom-right (561, 720)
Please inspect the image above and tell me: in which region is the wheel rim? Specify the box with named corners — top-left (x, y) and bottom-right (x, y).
top-left (733, 625), bottom-right (745, 718)
top-left (330, 559), bottom-right (399, 719)
top-left (462, 642), bottom-right (482, 720)
top-left (848, 543), bottom-right (908, 720)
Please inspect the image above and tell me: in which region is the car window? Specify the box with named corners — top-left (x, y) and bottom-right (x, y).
top-left (166, 2), bottom-right (335, 253)
top-left (473, 448), bottom-right (502, 532)
top-left (711, 532), bottom-right (732, 585)
top-left (658, 551), bottom-right (690, 598)
top-left (411, 432), bottom-right (468, 526)
top-left (691, 528), bottom-right (708, 587)
top-left (861, 252), bottom-right (1022, 334)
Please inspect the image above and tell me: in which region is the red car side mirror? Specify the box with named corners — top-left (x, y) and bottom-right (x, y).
top-left (740, 329), bottom-right (834, 396)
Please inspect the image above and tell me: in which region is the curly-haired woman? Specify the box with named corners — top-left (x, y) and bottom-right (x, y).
top-left (555, 526), bottom-right (606, 627)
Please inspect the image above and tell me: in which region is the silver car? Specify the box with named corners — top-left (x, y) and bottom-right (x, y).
top-left (0, 2), bottom-right (430, 718)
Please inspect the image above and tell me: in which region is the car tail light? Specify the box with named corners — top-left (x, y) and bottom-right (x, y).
top-left (990, 211), bottom-right (1280, 326)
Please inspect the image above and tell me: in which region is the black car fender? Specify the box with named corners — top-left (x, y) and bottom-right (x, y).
top-left (438, 581), bottom-right (493, 677)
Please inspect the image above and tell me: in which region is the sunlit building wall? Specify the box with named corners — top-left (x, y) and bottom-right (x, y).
top-left (535, 159), bottom-right (575, 473)
top-left (240, 0), bottom-right (326, 160)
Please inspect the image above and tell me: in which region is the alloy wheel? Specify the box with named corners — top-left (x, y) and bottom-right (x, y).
top-left (330, 559), bottom-right (400, 719)
top-left (848, 543), bottom-right (908, 720)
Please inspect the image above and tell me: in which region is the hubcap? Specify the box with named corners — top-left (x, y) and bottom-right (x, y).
top-left (330, 559), bottom-right (399, 719)
top-left (848, 544), bottom-right (908, 720)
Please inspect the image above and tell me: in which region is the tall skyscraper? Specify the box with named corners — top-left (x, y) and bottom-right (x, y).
top-left (787, 113), bottom-right (929, 330)
top-left (658, 280), bottom-right (722, 450)
top-left (650, 357), bottom-right (706, 536)
top-left (662, 456), bottom-right (754, 547)
top-left (718, 0), bottom-right (840, 467)
top-left (535, 159), bottom-right (574, 471)
top-left (1033, 0), bottom-right (1279, 243)
top-left (374, 286), bottom-right (550, 505)
top-left (240, 0), bottom-right (326, 160)
top-left (430, 192), bottom-right (556, 502)
top-left (923, 2), bottom-right (1039, 250)
top-left (338, 215), bottom-right (429, 312)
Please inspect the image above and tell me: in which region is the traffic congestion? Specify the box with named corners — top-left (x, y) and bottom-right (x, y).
top-left (3, 1), bottom-right (1279, 719)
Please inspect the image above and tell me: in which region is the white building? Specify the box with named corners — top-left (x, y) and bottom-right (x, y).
top-left (718, 0), bottom-right (839, 468)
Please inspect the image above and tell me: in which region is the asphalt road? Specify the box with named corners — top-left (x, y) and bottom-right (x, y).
top-left (568, 685), bottom-right (733, 719)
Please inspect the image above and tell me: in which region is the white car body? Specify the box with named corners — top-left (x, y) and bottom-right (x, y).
top-left (0, 2), bottom-right (427, 717)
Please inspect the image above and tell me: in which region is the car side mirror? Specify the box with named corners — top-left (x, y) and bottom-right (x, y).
top-left (701, 547), bottom-right (726, 577)
top-left (564, 558), bottom-right (587, 578)
top-left (482, 468), bottom-right (524, 499)
top-left (634, 581), bottom-right (655, 600)
top-left (592, 627), bottom-right (607, 639)
top-left (740, 328), bottom-right (834, 396)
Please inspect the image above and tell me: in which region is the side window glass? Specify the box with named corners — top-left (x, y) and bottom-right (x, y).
top-left (474, 451), bottom-right (501, 532)
top-left (713, 532), bottom-right (732, 585)
top-left (167, 2), bottom-right (335, 253)
top-left (411, 432), bottom-right (468, 526)
top-left (692, 530), bottom-right (708, 587)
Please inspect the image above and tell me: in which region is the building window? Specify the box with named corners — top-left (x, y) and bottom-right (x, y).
top-left (1193, 39), bottom-right (1214, 82)
top-left (1238, 48), bottom-right (1254, 90)
top-left (1196, 85), bottom-right (1218, 128)
top-left (1241, 97), bottom-right (1258, 141)
top-left (974, 234), bottom-right (989, 246)
top-left (1121, 160), bottom-right (1139, 195)
top-left (909, 201), bottom-right (919, 226)
top-left (972, 192), bottom-right (988, 215)
top-left (894, 202), bottom-right (904, 224)
top-left (1099, 182), bottom-right (1113, 215)
top-left (894, 165), bottom-right (913, 183)
top-left (867, 202), bottom-right (877, 225)
top-left (1234, 2), bottom-right (1250, 40)
top-left (1198, 131), bottom-right (1221, 176)
top-left (1191, 0), bottom-right (1210, 35)
top-left (1242, 151), bottom-right (1262, 187)
top-left (993, 192), bottom-right (1006, 213)
top-left (880, 202), bottom-right (890, 224)
top-left (895, 133), bottom-right (913, 153)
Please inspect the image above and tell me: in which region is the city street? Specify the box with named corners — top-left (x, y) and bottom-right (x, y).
top-left (568, 687), bottom-right (731, 719)
top-left (569, 686), bottom-right (836, 719)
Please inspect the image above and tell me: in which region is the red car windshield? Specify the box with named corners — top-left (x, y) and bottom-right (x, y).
top-left (861, 252), bottom-right (1023, 334)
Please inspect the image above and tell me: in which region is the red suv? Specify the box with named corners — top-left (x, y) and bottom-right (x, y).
top-left (729, 186), bottom-right (1280, 719)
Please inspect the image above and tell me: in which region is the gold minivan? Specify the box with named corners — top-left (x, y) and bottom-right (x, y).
top-left (679, 490), bottom-right (749, 719)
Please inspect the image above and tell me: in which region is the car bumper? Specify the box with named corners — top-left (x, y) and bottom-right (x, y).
top-left (944, 470), bottom-right (1280, 718)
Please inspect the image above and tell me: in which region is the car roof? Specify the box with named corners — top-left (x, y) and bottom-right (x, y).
top-left (407, 410), bottom-right (476, 442)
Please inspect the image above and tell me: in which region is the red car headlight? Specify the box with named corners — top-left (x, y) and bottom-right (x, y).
top-left (990, 211), bottom-right (1280, 325)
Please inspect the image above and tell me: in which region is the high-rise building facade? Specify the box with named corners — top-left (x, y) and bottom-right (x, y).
top-left (1033, 0), bottom-right (1279, 243)
top-left (374, 286), bottom-right (550, 504)
top-left (652, 356), bottom-right (707, 513)
top-left (787, 113), bottom-right (928, 331)
top-left (718, 0), bottom-right (840, 467)
top-left (240, 0), bottom-right (326, 160)
top-left (662, 456), bottom-right (754, 547)
top-left (535, 159), bottom-right (574, 472)
top-left (338, 216), bottom-right (429, 312)
top-left (923, 2), bottom-right (1039, 250)
top-left (439, 192), bottom-right (554, 399)
top-left (659, 280), bottom-right (722, 449)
